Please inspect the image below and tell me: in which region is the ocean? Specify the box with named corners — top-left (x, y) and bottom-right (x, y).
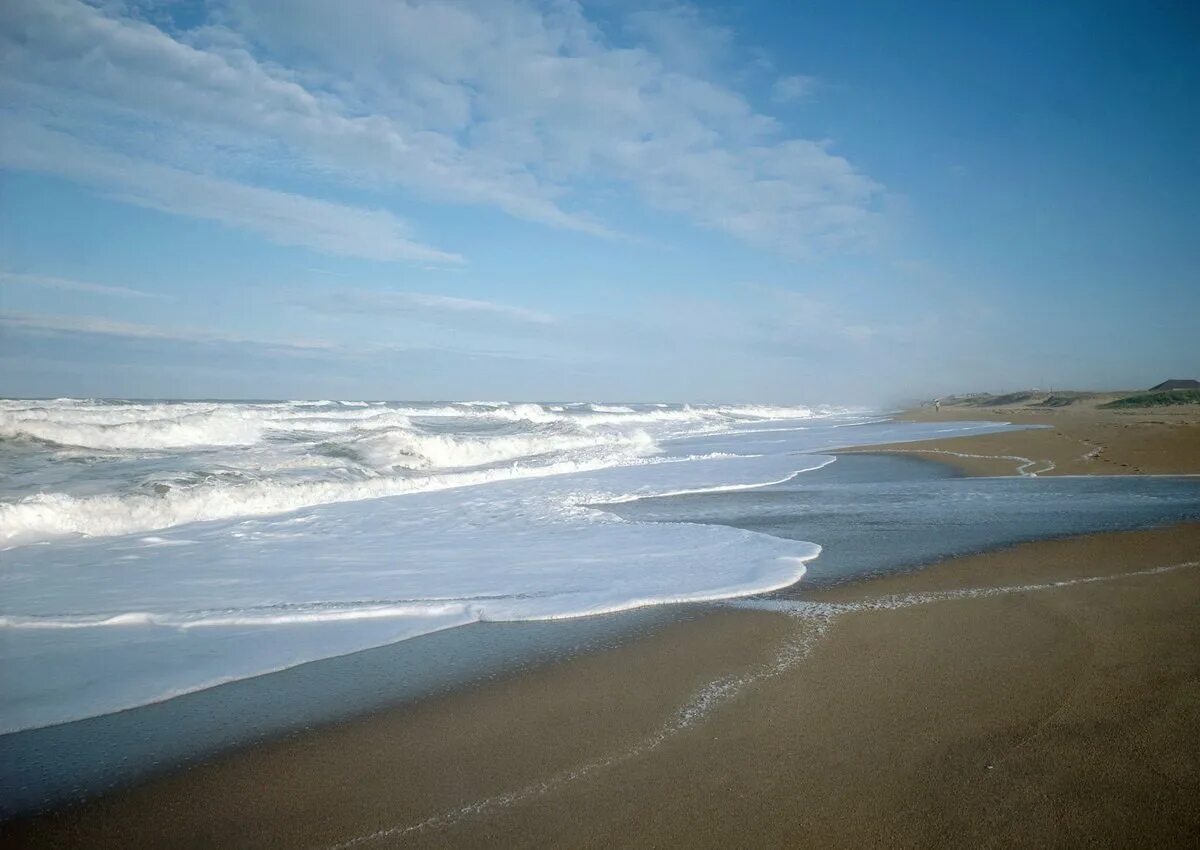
top-left (3, 399), bottom-right (1200, 817)
top-left (0, 398), bottom-right (1008, 735)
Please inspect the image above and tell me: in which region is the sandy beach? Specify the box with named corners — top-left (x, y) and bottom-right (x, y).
top-left (4, 408), bottom-right (1200, 848)
top-left (841, 393), bottom-right (1200, 477)
top-left (5, 526), bottom-right (1198, 848)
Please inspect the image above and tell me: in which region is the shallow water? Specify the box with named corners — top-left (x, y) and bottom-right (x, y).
top-left (0, 605), bottom-right (688, 819)
top-left (1, 411), bottom-right (1011, 735)
top-left (4, 451), bottom-right (1199, 818)
top-left (605, 454), bottom-right (1200, 587)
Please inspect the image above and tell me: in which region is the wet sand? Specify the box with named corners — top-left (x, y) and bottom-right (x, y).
top-left (5, 521), bottom-right (1199, 848)
top-left (839, 396), bottom-right (1200, 477)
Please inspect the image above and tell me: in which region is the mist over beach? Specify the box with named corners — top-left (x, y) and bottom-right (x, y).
top-left (2, 1), bottom-right (1199, 847)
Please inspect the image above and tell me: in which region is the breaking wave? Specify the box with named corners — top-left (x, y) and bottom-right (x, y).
top-left (11, 401), bottom-right (1004, 735)
top-left (0, 454), bottom-right (681, 542)
top-left (0, 399), bottom-right (841, 544)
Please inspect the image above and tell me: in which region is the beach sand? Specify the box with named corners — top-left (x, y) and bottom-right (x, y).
top-left (840, 395), bottom-right (1200, 477)
top-left (5, 521), bottom-right (1199, 848)
top-left (4, 406), bottom-right (1200, 848)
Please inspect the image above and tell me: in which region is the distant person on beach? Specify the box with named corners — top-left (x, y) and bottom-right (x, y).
top-left (934, 400), bottom-right (941, 412)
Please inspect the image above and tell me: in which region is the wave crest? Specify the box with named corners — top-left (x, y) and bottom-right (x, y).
top-left (0, 398), bottom-right (844, 543)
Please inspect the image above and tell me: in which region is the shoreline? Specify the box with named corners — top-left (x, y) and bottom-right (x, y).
top-left (5, 520), bottom-right (1198, 847)
top-left (0, 602), bottom-right (699, 819)
top-left (835, 399), bottom-right (1200, 477)
top-left (5, 410), bottom-right (1200, 847)
top-left (9, 458), bottom-right (1199, 820)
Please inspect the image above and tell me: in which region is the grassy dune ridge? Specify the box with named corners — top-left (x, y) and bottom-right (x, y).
top-left (1101, 389), bottom-right (1200, 408)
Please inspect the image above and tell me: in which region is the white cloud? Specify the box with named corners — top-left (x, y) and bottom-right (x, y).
top-left (302, 289), bottom-right (556, 326)
top-left (0, 120), bottom-right (462, 265)
top-left (0, 309), bottom-right (552, 366)
top-left (0, 0), bottom-right (881, 256)
top-left (622, 4), bottom-right (733, 74)
top-left (0, 0), bottom-right (607, 236)
top-left (0, 311), bottom-right (335, 355)
top-left (0, 271), bottom-right (162, 299)
top-left (772, 74), bottom-right (818, 103)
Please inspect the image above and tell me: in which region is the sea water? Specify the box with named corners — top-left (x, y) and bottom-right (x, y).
top-left (3, 403), bottom-right (1200, 817)
top-left (606, 453), bottom-right (1200, 586)
top-left (1, 399), bottom-right (1008, 734)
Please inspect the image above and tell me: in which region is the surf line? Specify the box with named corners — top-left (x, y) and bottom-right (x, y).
top-left (843, 446), bottom-right (1056, 477)
top-left (325, 559), bottom-right (1198, 848)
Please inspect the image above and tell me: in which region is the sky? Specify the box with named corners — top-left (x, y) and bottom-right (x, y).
top-left (0, 0), bottom-right (1196, 404)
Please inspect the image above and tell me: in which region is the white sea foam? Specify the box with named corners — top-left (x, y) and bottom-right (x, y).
top-left (349, 427), bottom-right (654, 472)
top-left (0, 399), bottom-right (815, 453)
top-left (0, 453), bottom-right (664, 543)
top-left (0, 600), bottom-right (482, 630)
top-left (0, 399), bottom-right (839, 543)
top-left (0, 401), bottom-right (1018, 732)
top-left (0, 405), bottom-right (263, 448)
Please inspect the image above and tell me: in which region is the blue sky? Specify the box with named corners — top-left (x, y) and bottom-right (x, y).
top-left (1, 0), bottom-right (1196, 403)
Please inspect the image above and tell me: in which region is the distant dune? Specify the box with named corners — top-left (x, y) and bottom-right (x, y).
top-left (931, 387), bottom-right (1200, 411)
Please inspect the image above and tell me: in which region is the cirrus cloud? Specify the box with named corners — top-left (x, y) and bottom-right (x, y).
top-left (0, 0), bottom-right (881, 258)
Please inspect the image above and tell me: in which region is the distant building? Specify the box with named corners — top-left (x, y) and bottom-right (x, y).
top-left (1149, 379), bottom-right (1200, 390)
